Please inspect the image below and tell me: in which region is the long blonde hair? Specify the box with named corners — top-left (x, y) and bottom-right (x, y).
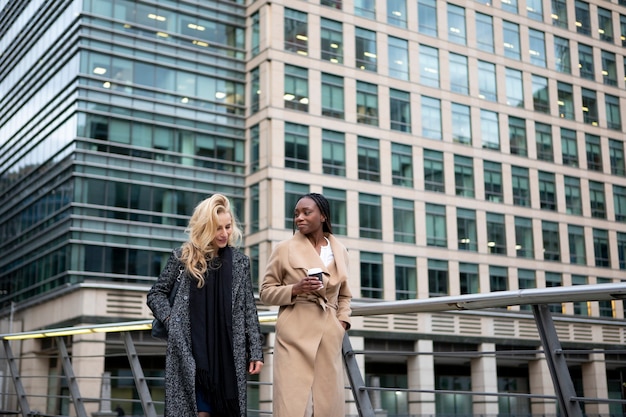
top-left (180, 194), bottom-right (242, 287)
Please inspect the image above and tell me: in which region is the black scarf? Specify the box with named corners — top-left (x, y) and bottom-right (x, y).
top-left (190, 246), bottom-right (239, 417)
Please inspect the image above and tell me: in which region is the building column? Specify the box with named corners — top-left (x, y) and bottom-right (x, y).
top-left (471, 342), bottom-right (499, 415)
top-left (528, 346), bottom-right (557, 415)
top-left (582, 350), bottom-right (609, 416)
top-left (407, 339), bottom-right (435, 416)
top-left (72, 332), bottom-right (108, 416)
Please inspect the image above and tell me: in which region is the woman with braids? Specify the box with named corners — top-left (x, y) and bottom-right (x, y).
top-left (260, 192), bottom-right (352, 417)
top-left (147, 194), bottom-right (264, 417)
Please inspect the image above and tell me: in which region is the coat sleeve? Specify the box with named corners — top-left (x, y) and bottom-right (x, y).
top-left (259, 241), bottom-right (298, 306)
top-left (146, 250), bottom-right (182, 323)
top-left (241, 255), bottom-right (264, 362)
top-left (335, 245), bottom-right (352, 328)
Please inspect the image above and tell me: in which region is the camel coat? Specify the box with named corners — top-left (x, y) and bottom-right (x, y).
top-left (146, 248), bottom-right (264, 417)
top-left (260, 232), bottom-right (352, 417)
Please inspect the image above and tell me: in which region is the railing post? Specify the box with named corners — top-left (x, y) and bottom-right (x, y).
top-left (122, 332), bottom-right (158, 417)
top-left (56, 336), bottom-right (88, 417)
top-left (532, 304), bottom-right (583, 417)
top-left (342, 334), bottom-right (375, 417)
top-left (2, 340), bottom-right (30, 417)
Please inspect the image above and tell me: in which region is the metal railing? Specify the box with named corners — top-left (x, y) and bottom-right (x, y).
top-left (1, 283), bottom-right (626, 417)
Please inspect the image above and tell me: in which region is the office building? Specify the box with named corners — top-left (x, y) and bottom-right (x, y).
top-left (1, 0), bottom-right (626, 415)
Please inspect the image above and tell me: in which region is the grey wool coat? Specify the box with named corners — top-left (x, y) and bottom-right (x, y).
top-left (146, 248), bottom-right (264, 417)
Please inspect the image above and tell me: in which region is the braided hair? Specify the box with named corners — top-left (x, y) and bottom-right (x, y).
top-left (293, 192), bottom-right (333, 235)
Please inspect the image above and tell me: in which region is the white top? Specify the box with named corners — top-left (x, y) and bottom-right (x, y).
top-left (319, 237), bottom-right (334, 266)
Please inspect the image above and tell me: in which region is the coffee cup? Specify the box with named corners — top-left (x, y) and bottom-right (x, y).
top-left (307, 268), bottom-right (324, 286)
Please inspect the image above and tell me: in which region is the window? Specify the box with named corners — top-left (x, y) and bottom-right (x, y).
top-left (539, 171), bottom-right (556, 211)
top-left (391, 142), bottom-right (413, 187)
top-left (459, 263), bottom-right (479, 294)
top-left (421, 96), bottom-right (442, 140)
top-left (354, 0), bottom-right (375, 19)
top-left (358, 136), bottom-right (380, 182)
top-left (601, 51), bottom-right (617, 86)
top-left (512, 166), bottom-right (530, 207)
top-left (355, 28), bottom-right (377, 71)
top-left (597, 277), bottom-right (614, 317)
top-left (250, 183), bottom-right (260, 233)
top-left (476, 13), bottom-right (494, 52)
top-left (390, 89), bottom-right (411, 132)
top-left (457, 208), bottom-right (477, 251)
top-left (428, 259), bottom-right (449, 296)
top-left (284, 8), bottom-right (308, 55)
top-left (531, 75), bottom-right (549, 114)
top-left (356, 81), bottom-right (378, 126)
top-left (575, 1), bottom-right (591, 35)
top-left (535, 123), bottom-right (553, 162)
top-left (618, 232), bottom-right (626, 269)
top-left (518, 269), bottom-right (536, 302)
top-left (418, 0), bottom-right (437, 37)
top-left (589, 181), bottom-right (606, 219)
top-left (321, 73), bottom-right (344, 119)
top-left (610, 139), bottom-right (626, 176)
top-left (395, 256), bottom-right (417, 300)
top-left (582, 88), bottom-right (599, 126)
top-left (449, 53), bottom-right (469, 94)
top-left (509, 116), bottom-right (527, 156)
top-left (490, 266), bottom-right (508, 292)
top-left (322, 129), bottom-right (346, 176)
top-left (419, 45), bottom-right (440, 87)
top-left (393, 198), bottom-right (416, 243)
top-left (487, 212), bottom-right (506, 254)
top-left (545, 272), bottom-right (563, 313)
top-left (284, 65), bottom-right (308, 112)
top-left (568, 225), bottom-right (586, 265)
top-left (578, 44), bottom-right (594, 80)
top-left (481, 110), bottom-right (499, 150)
top-left (515, 217), bottom-right (534, 258)
top-left (250, 124), bottom-right (260, 172)
top-left (598, 7), bottom-right (614, 43)
top-left (502, 0), bottom-right (518, 14)
top-left (484, 161), bottom-right (503, 203)
top-left (388, 0), bottom-right (407, 27)
top-left (451, 103), bottom-right (471, 145)
top-left (478, 61), bottom-right (497, 101)
top-left (593, 229), bottom-right (610, 267)
top-left (542, 221), bottom-right (560, 261)
top-left (614, 185), bottom-right (626, 222)
top-left (585, 133), bottom-right (602, 171)
top-left (426, 203), bottom-right (447, 247)
top-left (551, 0), bottom-right (568, 28)
top-left (554, 36), bottom-right (571, 73)
top-left (528, 29), bottom-right (546, 67)
top-left (505, 68), bottom-right (524, 108)
top-left (361, 252), bottom-right (383, 298)
top-left (323, 187), bottom-right (347, 235)
top-left (447, 4), bottom-right (466, 45)
top-left (622, 14), bottom-right (626, 47)
top-left (388, 36), bottom-right (409, 80)
top-left (564, 176), bottom-right (582, 215)
top-left (571, 275), bottom-right (589, 315)
top-left (321, 18), bottom-right (343, 64)
top-left (606, 94), bottom-right (622, 131)
top-left (284, 123), bottom-right (309, 170)
top-left (424, 149), bottom-right (445, 192)
top-left (250, 66), bottom-right (260, 114)
top-left (251, 12), bottom-right (260, 56)
top-left (321, 0), bottom-right (342, 10)
top-left (503, 21), bottom-right (521, 60)
top-left (561, 128), bottom-right (578, 167)
top-left (454, 155), bottom-right (474, 197)
top-left (359, 193), bottom-right (382, 239)
top-left (557, 82), bottom-right (574, 120)
top-left (285, 182), bottom-right (309, 229)
top-left (526, 0), bottom-right (542, 21)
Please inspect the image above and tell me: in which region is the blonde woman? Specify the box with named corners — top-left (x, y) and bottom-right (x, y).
top-left (147, 194), bottom-right (263, 417)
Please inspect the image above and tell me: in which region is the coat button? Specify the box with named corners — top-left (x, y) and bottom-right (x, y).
top-left (183, 295), bottom-right (188, 300)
